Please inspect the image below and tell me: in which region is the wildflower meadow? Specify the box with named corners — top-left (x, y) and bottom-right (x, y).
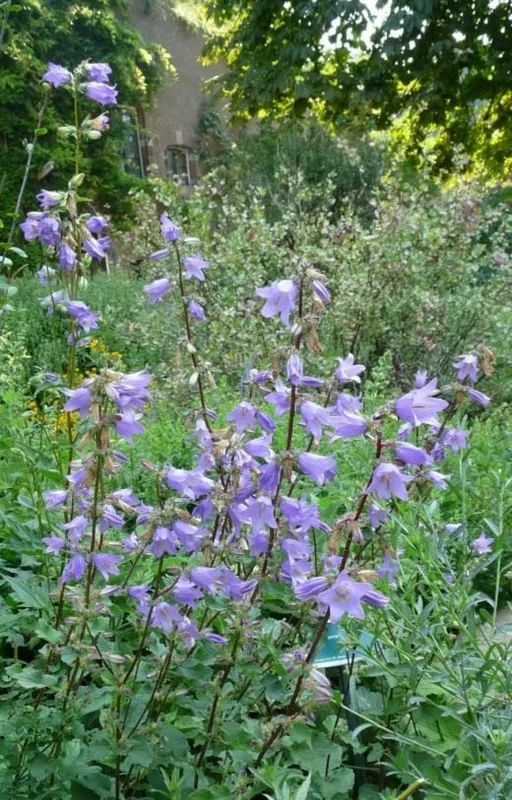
top-left (0, 56), bottom-right (511, 800)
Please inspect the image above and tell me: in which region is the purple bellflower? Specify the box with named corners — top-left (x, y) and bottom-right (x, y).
top-left (63, 387), bottom-right (92, 419)
top-left (165, 465), bottom-right (214, 499)
top-left (368, 463), bottom-right (411, 501)
top-left (37, 266), bottom-right (55, 285)
top-left (42, 535), bottom-right (66, 555)
top-left (454, 353), bottom-right (478, 382)
top-left (427, 470), bottom-right (450, 489)
top-left (37, 190), bottom-right (63, 208)
top-left (59, 243), bottom-right (77, 272)
top-left (335, 393), bottom-right (362, 413)
top-left (368, 503), bottom-right (388, 529)
top-left (173, 576), bottom-right (203, 606)
top-left (62, 514), bottom-right (88, 544)
top-left (189, 299), bottom-right (206, 321)
top-left (20, 212), bottom-right (44, 240)
top-left (93, 553), bottom-right (122, 580)
top-left (87, 63), bottom-right (112, 82)
top-left (84, 236), bottom-right (107, 261)
top-left (43, 489), bottom-right (67, 509)
top-left (300, 401), bottom-right (332, 440)
top-left (297, 452), bottom-right (337, 485)
top-left (335, 354), bottom-right (365, 384)
top-left (265, 380), bottom-right (291, 416)
top-left (61, 554), bottom-right (87, 583)
top-left (445, 523), bottom-right (462, 534)
top-left (377, 552), bottom-right (400, 583)
top-left (317, 572), bottom-right (387, 622)
top-left (184, 254), bottom-right (210, 281)
top-left (85, 82), bottom-right (118, 105)
top-left (443, 428), bottom-right (469, 453)
top-left (144, 277), bottom-right (171, 304)
top-left (242, 495), bottom-right (277, 534)
top-left (43, 63), bottom-right (72, 87)
top-left (468, 388), bottom-right (490, 407)
top-left (414, 369), bottom-right (428, 388)
top-left (395, 379), bottom-right (448, 427)
top-left (39, 217), bottom-right (61, 246)
top-left (286, 354), bottom-right (303, 386)
top-left (227, 401), bottom-right (257, 432)
top-left (256, 279), bottom-right (298, 326)
top-left (86, 215), bottom-right (108, 234)
top-left (115, 410), bottom-right (144, 443)
top-left (160, 214), bottom-right (180, 241)
top-left (312, 280), bottom-right (331, 304)
top-left (151, 602), bottom-right (181, 633)
top-left (471, 533), bottom-right (494, 555)
top-left (331, 411), bottom-right (367, 440)
top-left (395, 442), bottom-right (432, 466)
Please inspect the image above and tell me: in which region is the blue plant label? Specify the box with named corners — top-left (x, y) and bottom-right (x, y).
top-left (313, 624), bottom-right (375, 669)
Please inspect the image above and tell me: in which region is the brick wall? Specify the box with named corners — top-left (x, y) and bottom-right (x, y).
top-left (130, 0), bottom-right (221, 181)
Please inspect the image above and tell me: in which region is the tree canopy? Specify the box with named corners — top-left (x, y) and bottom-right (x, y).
top-left (204, 0), bottom-right (512, 173)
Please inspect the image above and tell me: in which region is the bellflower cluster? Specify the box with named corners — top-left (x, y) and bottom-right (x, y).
top-left (25, 73), bottom-right (498, 792)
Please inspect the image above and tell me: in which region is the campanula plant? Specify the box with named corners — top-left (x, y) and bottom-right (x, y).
top-left (1, 62), bottom-right (510, 800)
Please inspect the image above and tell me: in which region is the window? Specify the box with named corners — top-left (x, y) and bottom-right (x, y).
top-left (120, 109), bottom-right (144, 177)
top-left (166, 147), bottom-right (192, 185)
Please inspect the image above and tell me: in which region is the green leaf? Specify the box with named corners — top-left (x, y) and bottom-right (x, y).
top-left (289, 720), bottom-right (314, 745)
top-left (122, 737), bottom-right (154, 769)
top-left (5, 664), bottom-right (58, 689)
top-left (314, 768), bottom-right (354, 799)
top-left (35, 127), bottom-right (48, 136)
top-left (296, 772), bottom-right (312, 800)
top-left (190, 789), bottom-right (232, 799)
top-left (7, 246), bottom-right (28, 258)
top-left (4, 574), bottom-right (51, 610)
top-left (35, 618), bottom-right (62, 644)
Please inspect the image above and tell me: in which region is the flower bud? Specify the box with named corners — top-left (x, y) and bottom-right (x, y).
top-left (58, 125), bottom-right (77, 138)
top-left (69, 172), bottom-right (85, 189)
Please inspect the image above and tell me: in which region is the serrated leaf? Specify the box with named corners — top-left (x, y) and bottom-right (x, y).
top-left (4, 574), bottom-right (51, 610)
top-left (122, 737), bottom-right (154, 769)
top-left (5, 664), bottom-right (58, 689)
top-left (35, 618), bottom-right (62, 644)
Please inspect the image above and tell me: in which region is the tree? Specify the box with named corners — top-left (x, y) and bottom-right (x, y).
top-left (204, 0), bottom-right (512, 173)
top-left (0, 0), bottom-right (174, 234)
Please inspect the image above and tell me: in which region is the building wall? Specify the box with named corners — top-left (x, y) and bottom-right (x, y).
top-left (130, 0), bottom-right (220, 181)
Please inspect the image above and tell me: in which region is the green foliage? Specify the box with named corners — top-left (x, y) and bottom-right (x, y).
top-left (204, 0), bottom-right (512, 174)
top-left (0, 0), bottom-right (174, 235)
top-left (198, 118), bottom-right (384, 223)
top-left (2, 93), bottom-right (512, 797)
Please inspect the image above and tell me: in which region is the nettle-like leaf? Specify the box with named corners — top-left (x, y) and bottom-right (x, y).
top-left (4, 664), bottom-right (58, 690)
top-left (3, 572), bottom-right (52, 611)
